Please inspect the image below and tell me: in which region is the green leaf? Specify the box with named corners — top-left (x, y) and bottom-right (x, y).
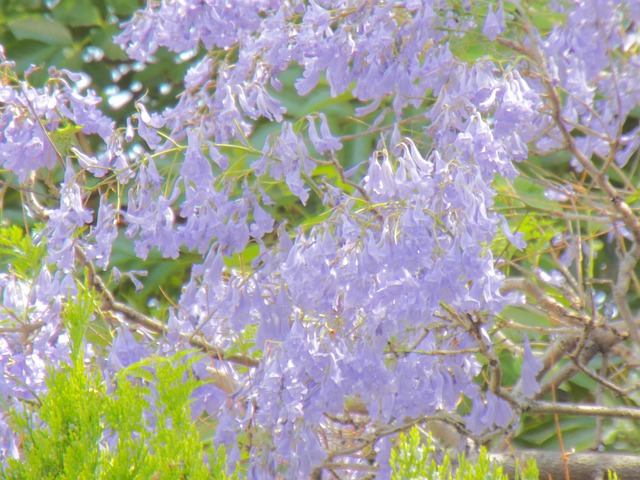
top-left (50, 123), bottom-right (82, 158)
top-left (525, 0), bottom-right (566, 33)
top-left (51, 0), bottom-right (102, 27)
top-left (451, 36), bottom-right (493, 63)
top-left (224, 242), bottom-right (260, 269)
top-left (0, 225), bottom-right (45, 278)
top-left (8, 16), bottom-right (73, 46)
top-left (90, 23), bottom-right (128, 62)
top-left (109, 0), bottom-right (142, 16)
top-left (3, 39), bottom-right (60, 73)
top-left (391, 428), bottom-right (539, 479)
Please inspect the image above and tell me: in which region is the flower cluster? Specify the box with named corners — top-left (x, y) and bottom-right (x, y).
top-left (1, 0), bottom-right (639, 478)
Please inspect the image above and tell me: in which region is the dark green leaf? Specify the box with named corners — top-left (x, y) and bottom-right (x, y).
top-left (8, 16), bottom-right (73, 46)
top-left (109, 0), bottom-right (141, 16)
top-left (90, 23), bottom-right (127, 61)
top-left (3, 39), bottom-right (59, 74)
top-left (51, 0), bottom-right (102, 27)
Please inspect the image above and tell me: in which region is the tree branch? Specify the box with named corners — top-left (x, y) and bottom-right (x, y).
top-left (491, 450), bottom-right (640, 480)
top-left (527, 401), bottom-right (640, 420)
top-left (74, 246), bottom-right (259, 368)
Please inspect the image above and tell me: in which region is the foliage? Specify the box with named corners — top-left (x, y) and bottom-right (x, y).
top-left (391, 427), bottom-right (539, 480)
top-left (0, 225), bottom-right (46, 278)
top-left (1, 0), bottom-right (640, 478)
top-left (2, 284), bottom-right (235, 479)
top-left (0, 0), bottom-right (162, 122)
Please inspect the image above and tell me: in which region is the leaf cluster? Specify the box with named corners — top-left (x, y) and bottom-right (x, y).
top-left (2, 285), bottom-right (236, 480)
top-left (0, 0), bottom-right (180, 123)
top-left (0, 225), bottom-right (45, 279)
top-left (391, 427), bottom-right (538, 480)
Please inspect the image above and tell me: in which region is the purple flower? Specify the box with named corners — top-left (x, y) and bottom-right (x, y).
top-left (115, 1), bottom-right (274, 63)
top-left (122, 160), bottom-right (179, 259)
top-left (83, 198), bottom-right (118, 270)
top-left (466, 390), bottom-right (512, 435)
top-left (46, 161), bottom-right (93, 270)
top-left (0, 107), bottom-right (57, 182)
top-left (501, 217), bottom-right (526, 251)
top-left (184, 56), bottom-right (213, 90)
top-left (107, 327), bottom-right (149, 371)
top-left (263, 122), bottom-right (312, 204)
top-left (544, 184), bottom-right (574, 202)
top-left (482, 2), bottom-right (505, 41)
top-left (521, 335), bottom-right (543, 398)
top-left (136, 102), bottom-right (166, 150)
top-left (249, 200), bottom-right (274, 240)
top-left (306, 113), bottom-right (342, 154)
top-left (56, 84), bottom-right (114, 141)
top-left (238, 83), bottom-right (285, 122)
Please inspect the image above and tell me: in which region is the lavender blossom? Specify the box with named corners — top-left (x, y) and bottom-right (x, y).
top-left (83, 198), bottom-right (118, 270)
top-left (482, 2), bottom-right (506, 41)
top-left (45, 161), bottom-right (93, 270)
top-left (521, 335), bottom-right (543, 399)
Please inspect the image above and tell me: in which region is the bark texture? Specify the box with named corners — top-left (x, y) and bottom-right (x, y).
top-left (491, 450), bottom-right (640, 480)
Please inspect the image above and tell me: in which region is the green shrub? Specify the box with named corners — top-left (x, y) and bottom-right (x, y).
top-left (391, 427), bottom-right (538, 480)
top-left (2, 284), bottom-right (236, 480)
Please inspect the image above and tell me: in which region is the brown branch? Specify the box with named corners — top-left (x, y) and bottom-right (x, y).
top-left (535, 326), bottom-right (624, 400)
top-left (491, 450), bottom-right (640, 480)
top-left (500, 22), bottom-right (640, 343)
top-left (527, 401), bottom-right (640, 420)
top-left (441, 304), bottom-right (505, 397)
top-left (76, 247), bottom-right (259, 368)
top-left (501, 277), bottom-right (588, 327)
top-left (501, 277), bottom-right (626, 398)
top-left (538, 52), bottom-right (640, 344)
top-left (22, 169), bottom-right (260, 369)
top-left (568, 350), bottom-right (629, 398)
